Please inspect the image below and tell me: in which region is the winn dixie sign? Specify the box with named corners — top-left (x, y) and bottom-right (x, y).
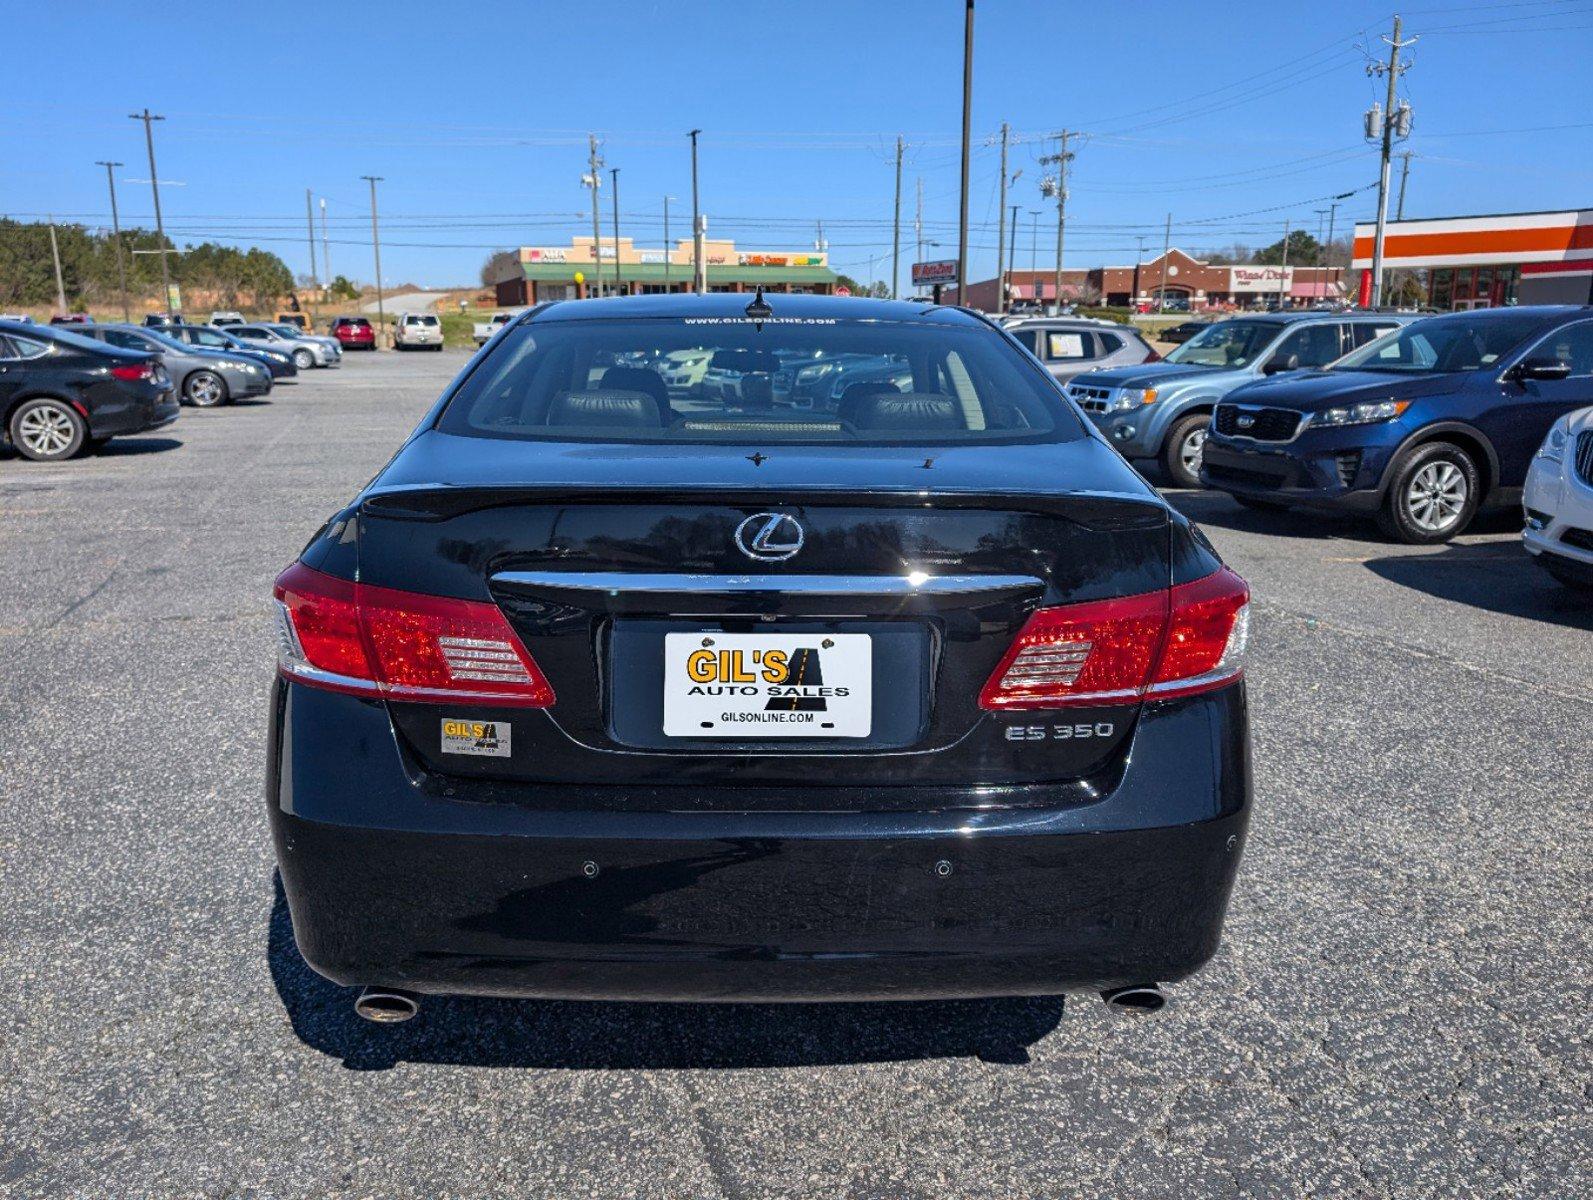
top-left (1231, 265), bottom-right (1293, 292)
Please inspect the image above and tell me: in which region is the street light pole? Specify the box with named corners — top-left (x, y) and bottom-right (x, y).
top-left (663, 195), bottom-right (674, 290)
top-left (995, 122), bottom-right (1008, 311)
top-left (610, 167), bottom-right (622, 295)
top-left (586, 134), bottom-right (604, 297)
top-left (361, 175), bottom-right (385, 343)
top-left (96, 160), bottom-right (130, 322)
top-left (955, 0), bottom-right (974, 303)
top-left (1007, 203), bottom-right (1020, 304)
top-left (688, 129), bottom-right (704, 294)
top-left (305, 188), bottom-right (318, 295)
top-left (129, 109), bottom-right (173, 314)
top-left (1158, 212), bottom-right (1172, 315)
top-left (320, 198), bottom-right (331, 293)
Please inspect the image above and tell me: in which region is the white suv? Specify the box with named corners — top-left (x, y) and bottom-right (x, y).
top-left (394, 313), bottom-right (444, 351)
top-left (1524, 404), bottom-right (1593, 590)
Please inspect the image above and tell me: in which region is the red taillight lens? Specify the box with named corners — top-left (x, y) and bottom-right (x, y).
top-left (110, 362), bottom-right (153, 382)
top-left (1144, 348), bottom-right (1162, 362)
top-left (978, 567), bottom-right (1249, 710)
top-left (271, 562), bottom-right (555, 707)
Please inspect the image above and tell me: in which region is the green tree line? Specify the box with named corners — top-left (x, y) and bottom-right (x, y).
top-left (0, 218), bottom-right (295, 311)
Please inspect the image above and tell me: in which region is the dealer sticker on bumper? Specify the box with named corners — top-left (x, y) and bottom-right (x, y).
top-left (663, 633), bottom-right (873, 738)
top-left (440, 718), bottom-right (511, 757)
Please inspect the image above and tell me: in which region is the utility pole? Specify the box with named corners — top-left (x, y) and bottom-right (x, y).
top-left (1158, 212), bottom-right (1172, 314)
top-left (1133, 234), bottom-right (1149, 312)
top-left (1366, 14), bottom-right (1416, 306)
top-left (955, 0), bottom-right (974, 303)
top-left (663, 195), bottom-right (673, 290)
top-left (1395, 150), bottom-right (1414, 221)
top-left (361, 175), bottom-right (385, 342)
top-left (47, 218), bottom-right (67, 314)
top-left (1007, 203), bottom-right (1020, 303)
top-left (305, 189), bottom-right (318, 295)
top-left (1324, 200), bottom-right (1340, 301)
top-left (1040, 131), bottom-right (1075, 313)
top-left (319, 198), bottom-right (331, 292)
top-left (688, 129), bottom-right (704, 294)
top-left (129, 109), bottom-right (173, 314)
top-left (995, 123), bottom-right (1009, 311)
top-left (585, 135), bottom-right (604, 297)
top-left (1277, 218), bottom-right (1291, 311)
top-left (609, 166), bottom-right (622, 294)
top-left (915, 178), bottom-right (924, 266)
top-left (891, 135), bottom-right (904, 300)
top-left (1313, 208), bottom-right (1330, 301)
top-left (96, 161), bottom-right (130, 322)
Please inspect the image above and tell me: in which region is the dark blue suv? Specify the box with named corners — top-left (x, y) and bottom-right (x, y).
top-left (1201, 306), bottom-right (1593, 543)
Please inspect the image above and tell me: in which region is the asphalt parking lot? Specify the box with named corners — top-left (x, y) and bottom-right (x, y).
top-left (2, 351), bottom-right (1588, 1199)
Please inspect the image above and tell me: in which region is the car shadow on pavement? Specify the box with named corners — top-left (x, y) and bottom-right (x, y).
top-left (89, 436), bottom-right (184, 458)
top-left (268, 876), bottom-right (1064, 1072)
top-left (1166, 488), bottom-right (1527, 541)
top-left (1361, 540), bottom-right (1593, 630)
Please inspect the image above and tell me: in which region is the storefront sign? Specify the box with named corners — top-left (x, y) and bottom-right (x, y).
top-left (639, 251), bottom-right (666, 264)
top-left (1230, 266), bottom-right (1293, 292)
top-left (525, 248), bottom-right (567, 263)
top-left (912, 259), bottom-right (958, 287)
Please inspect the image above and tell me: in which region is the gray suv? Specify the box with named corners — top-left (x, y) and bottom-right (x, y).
top-left (1004, 318), bottom-right (1156, 384)
top-left (1067, 312), bottom-right (1410, 487)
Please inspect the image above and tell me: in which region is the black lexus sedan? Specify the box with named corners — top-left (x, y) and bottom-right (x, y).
top-left (268, 294), bottom-right (1252, 1021)
top-left (1, 321), bottom-right (179, 461)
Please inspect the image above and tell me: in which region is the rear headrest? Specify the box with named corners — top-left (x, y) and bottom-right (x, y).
top-left (546, 390), bottom-right (665, 427)
top-left (846, 392), bottom-right (965, 432)
top-left (601, 366), bottom-right (669, 405)
top-left (835, 379), bottom-right (900, 425)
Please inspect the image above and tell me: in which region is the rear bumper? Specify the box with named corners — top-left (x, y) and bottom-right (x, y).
top-left (269, 681), bottom-right (1252, 1001)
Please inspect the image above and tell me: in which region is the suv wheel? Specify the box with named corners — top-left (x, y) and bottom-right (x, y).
top-left (1161, 412), bottom-right (1211, 489)
top-left (10, 397), bottom-right (87, 462)
top-left (293, 348), bottom-right (314, 370)
top-left (184, 369), bottom-right (228, 407)
top-left (1376, 441), bottom-right (1481, 544)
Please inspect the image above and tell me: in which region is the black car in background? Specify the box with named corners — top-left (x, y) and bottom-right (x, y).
top-left (1161, 320), bottom-right (1210, 346)
top-left (268, 294), bottom-right (1253, 1022)
top-left (0, 321), bottom-right (178, 461)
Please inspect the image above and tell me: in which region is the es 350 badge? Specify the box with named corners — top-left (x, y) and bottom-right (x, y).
top-left (441, 718), bottom-right (511, 757)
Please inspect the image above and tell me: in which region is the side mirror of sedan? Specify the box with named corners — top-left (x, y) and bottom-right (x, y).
top-left (1509, 357), bottom-right (1572, 383)
top-left (1261, 353), bottom-right (1300, 376)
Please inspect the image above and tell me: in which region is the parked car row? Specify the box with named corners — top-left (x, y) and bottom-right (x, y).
top-left (0, 310), bottom-right (347, 462)
top-left (1058, 305), bottom-right (1593, 586)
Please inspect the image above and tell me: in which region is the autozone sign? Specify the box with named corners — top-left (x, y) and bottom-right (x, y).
top-left (912, 259), bottom-right (958, 286)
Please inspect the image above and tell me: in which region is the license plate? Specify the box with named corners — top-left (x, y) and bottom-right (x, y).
top-left (663, 633), bottom-right (872, 738)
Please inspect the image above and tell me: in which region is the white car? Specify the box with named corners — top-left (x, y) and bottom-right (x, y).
top-left (1523, 404), bottom-right (1593, 590)
top-left (394, 312), bottom-right (444, 351)
top-left (660, 349), bottom-right (712, 392)
top-left (209, 311), bottom-right (246, 326)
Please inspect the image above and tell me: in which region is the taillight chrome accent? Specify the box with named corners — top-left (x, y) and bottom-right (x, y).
top-left (272, 562), bottom-right (555, 707)
top-left (978, 567), bottom-right (1249, 710)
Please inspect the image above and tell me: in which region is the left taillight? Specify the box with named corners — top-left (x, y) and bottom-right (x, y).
top-left (271, 562), bottom-right (555, 707)
top-left (978, 567), bottom-right (1249, 710)
top-left (110, 361), bottom-right (155, 382)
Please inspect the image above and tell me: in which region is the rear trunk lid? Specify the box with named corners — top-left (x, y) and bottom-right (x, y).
top-left (353, 432), bottom-right (1173, 796)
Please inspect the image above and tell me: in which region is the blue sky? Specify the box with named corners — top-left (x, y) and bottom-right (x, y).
top-left (6, 1), bottom-right (1592, 290)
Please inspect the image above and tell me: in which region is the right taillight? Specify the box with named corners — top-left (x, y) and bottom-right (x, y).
top-left (978, 567), bottom-right (1249, 710)
top-left (272, 562), bottom-right (555, 707)
top-left (110, 362), bottom-right (154, 382)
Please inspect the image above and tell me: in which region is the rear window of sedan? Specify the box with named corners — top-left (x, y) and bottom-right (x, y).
top-left (438, 317), bottom-right (1083, 446)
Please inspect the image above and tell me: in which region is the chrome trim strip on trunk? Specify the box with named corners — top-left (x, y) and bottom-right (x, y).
top-left (490, 571), bottom-right (1044, 596)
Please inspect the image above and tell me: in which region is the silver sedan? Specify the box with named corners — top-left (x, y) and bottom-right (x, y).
top-left (82, 324), bottom-right (272, 407)
top-left (228, 324), bottom-right (340, 369)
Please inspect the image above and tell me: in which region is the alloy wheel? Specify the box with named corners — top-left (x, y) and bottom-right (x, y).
top-left (1181, 427), bottom-right (1208, 476)
top-left (294, 349), bottom-right (314, 369)
top-left (187, 372), bottom-right (223, 406)
top-left (18, 404), bottom-right (76, 457)
top-left (1404, 461), bottom-right (1468, 532)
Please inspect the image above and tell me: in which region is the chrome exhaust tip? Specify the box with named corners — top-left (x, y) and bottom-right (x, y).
top-left (354, 987), bottom-right (419, 1023)
top-left (1100, 984), bottom-right (1167, 1014)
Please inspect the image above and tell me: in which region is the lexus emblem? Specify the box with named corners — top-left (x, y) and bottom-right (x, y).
top-left (734, 512), bottom-right (804, 562)
top-left (1236, 414), bottom-right (1256, 430)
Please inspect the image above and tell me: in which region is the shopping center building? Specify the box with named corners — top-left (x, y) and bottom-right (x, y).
top-left (492, 237), bottom-right (837, 305)
top-left (1350, 208), bottom-right (1593, 308)
top-left (952, 249), bottom-right (1345, 311)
